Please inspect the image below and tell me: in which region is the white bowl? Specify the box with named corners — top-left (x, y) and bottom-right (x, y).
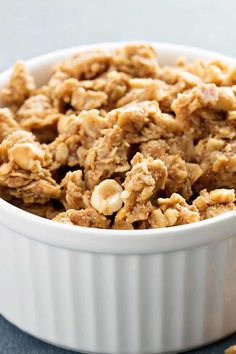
top-left (0, 42), bottom-right (236, 354)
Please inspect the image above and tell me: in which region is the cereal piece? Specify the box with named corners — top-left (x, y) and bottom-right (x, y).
top-left (160, 66), bottom-right (202, 86)
top-left (227, 110), bottom-right (236, 121)
top-left (9, 143), bottom-right (45, 172)
top-left (53, 207), bottom-right (110, 228)
top-left (123, 201), bottom-right (154, 224)
top-left (205, 64), bottom-right (224, 85)
top-left (91, 179), bottom-right (123, 215)
top-left (184, 59), bottom-right (228, 85)
top-left (0, 108), bottom-right (19, 142)
top-left (57, 113), bottom-right (81, 135)
top-left (160, 155), bottom-right (203, 200)
top-left (115, 153), bottom-right (167, 225)
top-left (54, 78), bottom-right (108, 112)
top-left (116, 77), bottom-right (190, 112)
top-left (149, 193), bottom-right (200, 228)
top-left (194, 138), bottom-right (236, 191)
top-left (209, 188), bottom-right (235, 203)
top-left (46, 71), bottom-right (70, 110)
top-left (55, 142), bottom-right (69, 164)
top-left (1, 62), bottom-right (35, 109)
top-left (53, 78), bottom-right (80, 110)
top-left (193, 189), bottom-right (236, 219)
top-left (5, 179), bottom-right (60, 205)
top-left (140, 140), bottom-right (169, 160)
top-left (84, 126), bottom-right (130, 189)
top-left (49, 133), bottom-right (81, 169)
top-left (124, 153), bottom-right (167, 200)
top-left (0, 130), bottom-right (52, 170)
top-left (112, 220), bottom-right (134, 229)
top-left (58, 109), bottom-right (109, 140)
top-left (80, 71), bottom-right (130, 92)
top-left (0, 131), bottom-right (59, 204)
top-left (71, 87), bottom-right (107, 110)
top-left (215, 87), bottom-right (236, 110)
top-left (108, 100), bottom-right (181, 143)
top-left (172, 84), bottom-right (236, 128)
top-left (55, 49), bottom-right (111, 79)
top-left (14, 202), bottom-right (60, 219)
top-left (49, 110), bottom-right (109, 170)
top-left (49, 71), bottom-right (70, 93)
top-left (224, 67), bottom-right (236, 86)
top-left (149, 209), bottom-right (169, 228)
top-left (79, 109), bottom-right (110, 139)
top-left (112, 43), bottom-right (159, 78)
top-left (100, 71), bottom-right (130, 105)
top-left (116, 78), bottom-right (159, 107)
top-left (17, 94), bottom-right (61, 130)
top-left (140, 135), bottom-right (195, 161)
top-left (60, 170), bottom-right (87, 210)
top-left (0, 130), bottom-right (37, 164)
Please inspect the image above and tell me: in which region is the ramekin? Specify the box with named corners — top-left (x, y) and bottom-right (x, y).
top-left (0, 42), bottom-right (236, 354)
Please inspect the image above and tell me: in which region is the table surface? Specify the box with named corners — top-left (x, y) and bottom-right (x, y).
top-left (0, 316), bottom-right (236, 354)
top-left (1, 0), bottom-right (236, 353)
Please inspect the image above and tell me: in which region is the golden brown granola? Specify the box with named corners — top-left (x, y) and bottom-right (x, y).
top-left (193, 188), bottom-right (236, 219)
top-left (53, 207), bottom-right (110, 228)
top-left (0, 43), bottom-right (235, 229)
top-left (149, 193), bottom-right (200, 228)
top-left (60, 170), bottom-right (91, 210)
top-left (17, 94), bottom-right (61, 130)
top-left (111, 44), bottom-right (159, 78)
top-left (1, 62), bottom-right (35, 110)
top-left (0, 108), bottom-right (19, 142)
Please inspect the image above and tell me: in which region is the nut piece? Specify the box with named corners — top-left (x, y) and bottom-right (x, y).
top-left (9, 143), bottom-right (45, 171)
top-left (91, 179), bottom-right (123, 215)
top-left (225, 346), bottom-right (236, 354)
top-left (55, 142), bottom-right (69, 163)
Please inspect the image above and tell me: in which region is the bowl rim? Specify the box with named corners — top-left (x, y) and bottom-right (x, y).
top-left (0, 41), bottom-right (236, 253)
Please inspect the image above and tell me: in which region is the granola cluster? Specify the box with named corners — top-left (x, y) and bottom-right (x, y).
top-left (0, 44), bottom-right (236, 229)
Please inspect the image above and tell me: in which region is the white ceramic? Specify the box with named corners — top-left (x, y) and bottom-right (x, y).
top-left (0, 42), bottom-right (236, 354)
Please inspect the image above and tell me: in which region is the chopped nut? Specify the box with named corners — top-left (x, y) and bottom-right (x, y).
top-left (55, 142), bottom-right (69, 163)
top-left (228, 111), bottom-right (236, 121)
top-left (9, 143), bottom-right (45, 171)
top-left (228, 155), bottom-right (236, 172)
top-left (91, 179), bottom-right (123, 215)
top-left (165, 208), bottom-right (179, 225)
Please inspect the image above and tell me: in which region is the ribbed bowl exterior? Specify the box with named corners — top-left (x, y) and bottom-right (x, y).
top-left (1, 225), bottom-right (236, 354)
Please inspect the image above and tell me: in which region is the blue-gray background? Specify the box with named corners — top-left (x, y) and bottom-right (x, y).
top-left (0, 0), bottom-right (236, 352)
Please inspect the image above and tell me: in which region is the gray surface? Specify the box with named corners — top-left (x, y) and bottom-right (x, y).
top-left (0, 315), bottom-right (236, 354)
top-left (0, 0), bottom-right (236, 353)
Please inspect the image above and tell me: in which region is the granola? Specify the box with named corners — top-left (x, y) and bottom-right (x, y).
top-left (225, 346), bottom-right (236, 354)
top-left (0, 43), bottom-right (235, 229)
